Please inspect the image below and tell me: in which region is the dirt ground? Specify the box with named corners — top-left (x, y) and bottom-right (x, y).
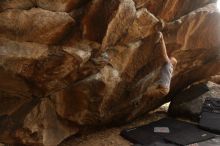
top-left (59, 104), bottom-right (169, 146)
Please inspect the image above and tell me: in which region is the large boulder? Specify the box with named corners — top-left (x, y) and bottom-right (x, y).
top-left (0, 0), bottom-right (220, 145)
top-left (53, 32), bottom-right (175, 125)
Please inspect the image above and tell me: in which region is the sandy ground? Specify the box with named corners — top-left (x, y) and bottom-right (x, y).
top-left (59, 105), bottom-right (169, 146)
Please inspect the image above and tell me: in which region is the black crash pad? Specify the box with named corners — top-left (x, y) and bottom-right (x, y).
top-left (121, 118), bottom-right (215, 146)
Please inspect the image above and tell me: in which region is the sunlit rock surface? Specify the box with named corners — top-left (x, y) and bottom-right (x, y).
top-left (0, 0), bottom-right (220, 145)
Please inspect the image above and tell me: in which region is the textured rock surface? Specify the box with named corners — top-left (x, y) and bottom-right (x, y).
top-left (23, 98), bottom-right (78, 146)
top-left (0, 8), bottom-right (74, 44)
top-left (122, 8), bottom-right (159, 43)
top-left (0, 0), bottom-right (220, 145)
top-left (164, 3), bottom-right (220, 97)
top-left (169, 82), bottom-right (220, 121)
top-left (133, 0), bottom-right (217, 21)
top-left (210, 73), bottom-right (220, 84)
top-left (0, 0), bottom-right (90, 12)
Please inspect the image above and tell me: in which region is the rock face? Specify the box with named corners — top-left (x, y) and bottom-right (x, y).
top-left (164, 3), bottom-right (220, 97)
top-left (0, 0), bottom-right (220, 145)
top-left (210, 73), bottom-right (220, 84)
top-left (0, 8), bottom-right (74, 44)
top-left (133, 0), bottom-right (217, 21)
top-left (0, 0), bottom-right (89, 12)
top-left (169, 82), bottom-right (220, 121)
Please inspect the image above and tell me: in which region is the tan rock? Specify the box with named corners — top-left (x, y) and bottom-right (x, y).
top-left (0, 38), bottom-right (91, 96)
top-left (0, 1), bottom-right (220, 145)
top-left (82, 0), bottom-right (136, 50)
top-left (210, 74), bottom-right (220, 84)
top-left (0, 0), bottom-right (90, 12)
top-left (164, 3), bottom-right (220, 51)
top-left (0, 38), bottom-right (88, 145)
top-left (0, 0), bottom-right (33, 12)
top-left (163, 3), bottom-right (220, 95)
top-left (53, 32), bottom-right (173, 124)
top-left (0, 39), bottom-right (38, 96)
top-left (22, 98), bottom-right (78, 146)
top-left (122, 8), bottom-right (159, 43)
top-left (126, 33), bottom-right (174, 120)
top-left (133, 0), bottom-right (216, 21)
top-left (82, 0), bottom-right (120, 43)
top-left (0, 97), bottom-right (78, 146)
top-left (158, 0), bottom-right (216, 21)
top-left (37, 0), bottom-right (89, 12)
top-left (0, 8), bottom-right (74, 44)
top-left (101, 0), bottom-right (136, 50)
top-left (133, 0), bottom-right (164, 13)
top-left (53, 3), bottom-right (220, 126)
